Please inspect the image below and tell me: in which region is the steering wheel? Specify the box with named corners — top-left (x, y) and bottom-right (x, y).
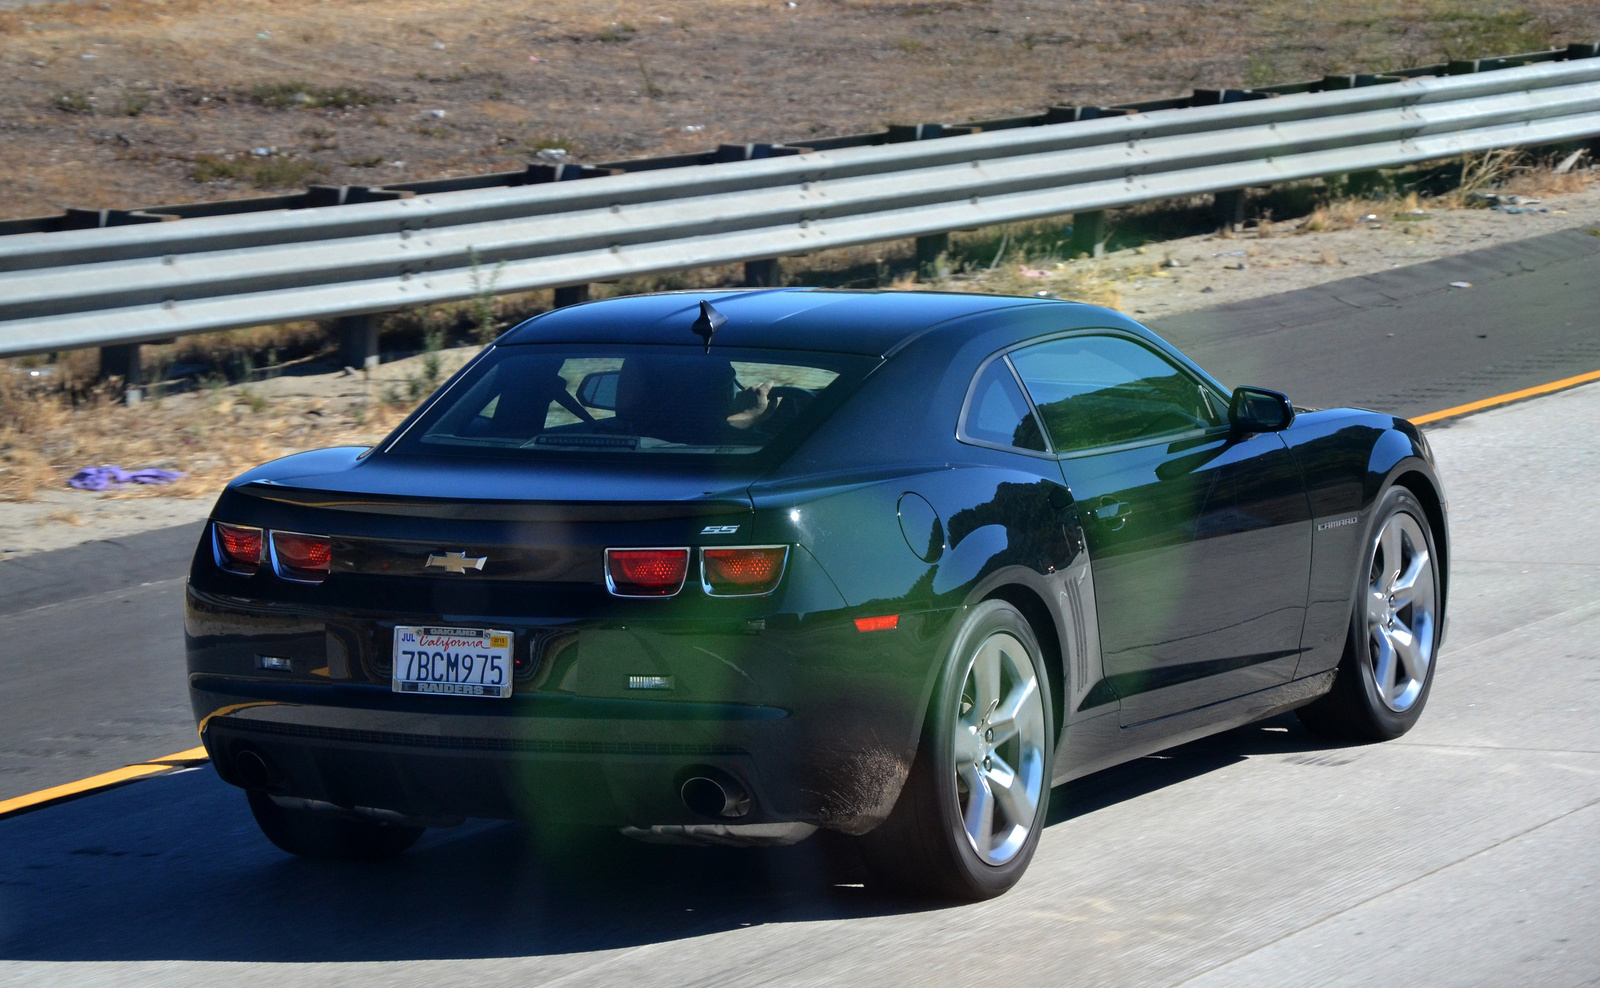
top-left (762, 386), bottom-right (815, 429)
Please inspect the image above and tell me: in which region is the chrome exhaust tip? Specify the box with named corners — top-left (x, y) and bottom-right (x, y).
top-left (233, 748), bottom-right (274, 791)
top-left (680, 771), bottom-right (752, 819)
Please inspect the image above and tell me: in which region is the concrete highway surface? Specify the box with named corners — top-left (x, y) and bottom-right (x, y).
top-left (2, 228), bottom-right (1599, 985)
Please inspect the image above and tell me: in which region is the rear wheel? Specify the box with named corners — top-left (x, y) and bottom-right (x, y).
top-left (1298, 486), bottom-right (1441, 742)
top-left (246, 790), bottom-right (424, 860)
top-left (857, 600), bottom-right (1054, 900)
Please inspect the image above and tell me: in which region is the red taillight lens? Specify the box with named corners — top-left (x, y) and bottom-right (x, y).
top-left (606, 548), bottom-right (690, 597)
top-left (214, 523), bottom-right (263, 574)
top-left (271, 531), bottom-right (332, 581)
top-left (701, 546), bottom-right (788, 596)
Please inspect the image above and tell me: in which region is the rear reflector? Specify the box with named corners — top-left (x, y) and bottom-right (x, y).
top-left (214, 523), bottom-right (263, 574)
top-left (271, 531), bottom-right (333, 582)
top-left (854, 614), bottom-right (900, 632)
top-left (701, 546), bottom-right (789, 597)
top-left (606, 548), bottom-right (690, 597)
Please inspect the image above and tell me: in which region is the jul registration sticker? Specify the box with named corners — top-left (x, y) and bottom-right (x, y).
top-left (392, 627), bottom-right (514, 698)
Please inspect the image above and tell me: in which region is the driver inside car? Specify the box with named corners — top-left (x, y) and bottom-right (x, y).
top-left (726, 380), bottom-right (783, 430)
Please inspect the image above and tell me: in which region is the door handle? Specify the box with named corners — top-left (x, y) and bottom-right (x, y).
top-left (1094, 497), bottom-right (1131, 531)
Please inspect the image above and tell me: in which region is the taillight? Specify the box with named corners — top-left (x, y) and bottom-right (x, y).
top-left (605, 548), bottom-right (690, 597)
top-left (213, 523), bottom-right (263, 575)
top-left (271, 531), bottom-right (332, 583)
top-left (701, 546), bottom-right (788, 597)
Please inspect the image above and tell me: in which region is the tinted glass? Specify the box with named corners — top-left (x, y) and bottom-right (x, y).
top-left (392, 345), bottom-right (873, 458)
top-left (1009, 335), bottom-right (1223, 453)
top-left (962, 358), bottom-right (1047, 451)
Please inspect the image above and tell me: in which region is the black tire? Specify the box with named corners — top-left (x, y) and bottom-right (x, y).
top-left (1298, 486), bottom-right (1441, 742)
top-left (246, 790), bottom-right (425, 860)
top-left (856, 599), bottom-right (1056, 900)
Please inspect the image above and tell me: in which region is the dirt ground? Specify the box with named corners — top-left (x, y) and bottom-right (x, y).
top-left (1, 0), bottom-right (1598, 220)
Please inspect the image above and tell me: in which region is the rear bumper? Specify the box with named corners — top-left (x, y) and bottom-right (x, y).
top-left (188, 587), bottom-right (955, 833)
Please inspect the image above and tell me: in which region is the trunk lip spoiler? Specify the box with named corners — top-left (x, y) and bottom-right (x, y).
top-left (234, 482), bottom-right (752, 522)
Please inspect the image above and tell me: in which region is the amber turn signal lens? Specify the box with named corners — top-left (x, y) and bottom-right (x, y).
top-left (854, 614), bottom-right (900, 632)
top-left (701, 546), bottom-right (788, 596)
top-left (214, 523), bottom-right (263, 573)
top-left (606, 548), bottom-right (690, 597)
top-left (272, 532), bottom-right (332, 579)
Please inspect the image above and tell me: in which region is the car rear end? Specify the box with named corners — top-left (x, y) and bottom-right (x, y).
top-left (186, 336), bottom-right (942, 837)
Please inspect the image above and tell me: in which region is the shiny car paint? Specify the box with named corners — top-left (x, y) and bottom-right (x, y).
top-left (186, 288), bottom-right (1448, 835)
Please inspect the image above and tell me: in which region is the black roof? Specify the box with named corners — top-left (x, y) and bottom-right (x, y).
top-left (497, 288), bottom-right (1085, 357)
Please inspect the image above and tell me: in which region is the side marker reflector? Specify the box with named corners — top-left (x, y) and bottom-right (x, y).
top-left (854, 614), bottom-right (900, 632)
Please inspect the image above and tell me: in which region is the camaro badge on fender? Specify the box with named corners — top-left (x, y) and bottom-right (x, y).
top-left (426, 551), bottom-right (487, 574)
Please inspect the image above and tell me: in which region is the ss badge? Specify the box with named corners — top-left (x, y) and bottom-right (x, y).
top-left (700, 524), bottom-right (740, 535)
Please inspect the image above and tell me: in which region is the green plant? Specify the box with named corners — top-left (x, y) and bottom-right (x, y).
top-left (239, 385), bottom-right (269, 414)
top-left (344, 155), bottom-right (384, 168)
top-left (1245, 53), bottom-right (1277, 89)
top-left (119, 86), bottom-right (151, 117)
top-left (468, 248), bottom-right (506, 345)
top-left (637, 59), bottom-right (663, 98)
top-left (249, 81), bottom-right (382, 110)
top-left (56, 90), bottom-right (93, 114)
top-left (248, 156), bottom-right (320, 189)
top-left (421, 311), bottom-right (445, 388)
top-left (597, 22), bottom-right (637, 43)
top-left (191, 154), bottom-right (250, 182)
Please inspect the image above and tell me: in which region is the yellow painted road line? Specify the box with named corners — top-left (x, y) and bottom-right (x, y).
top-left (0, 763), bottom-right (172, 818)
top-left (148, 746), bottom-right (210, 765)
top-left (1412, 368), bottom-right (1600, 425)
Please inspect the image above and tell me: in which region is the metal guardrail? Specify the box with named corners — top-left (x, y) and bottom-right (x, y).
top-left (2, 51), bottom-right (1599, 361)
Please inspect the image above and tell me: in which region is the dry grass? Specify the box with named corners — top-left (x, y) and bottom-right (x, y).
top-left (0, 0), bottom-right (1595, 220)
top-left (0, 368), bottom-right (419, 502)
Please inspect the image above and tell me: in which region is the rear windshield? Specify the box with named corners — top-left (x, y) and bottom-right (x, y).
top-left (388, 345), bottom-right (877, 458)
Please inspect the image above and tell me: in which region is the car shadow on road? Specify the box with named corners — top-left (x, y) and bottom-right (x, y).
top-left (0, 713), bottom-right (1352, 963)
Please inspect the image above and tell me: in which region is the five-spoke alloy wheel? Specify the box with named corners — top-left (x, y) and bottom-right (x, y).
top-left (1299, 485), bottom-right (1443, 741)
top-left (952, 630), bottom-right (1048, 866)
top-left (858, 600), bottom-right (1055, 900)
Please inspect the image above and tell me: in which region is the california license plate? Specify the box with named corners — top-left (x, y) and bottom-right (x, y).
top-left (392, 626), bottom-right (514, 698)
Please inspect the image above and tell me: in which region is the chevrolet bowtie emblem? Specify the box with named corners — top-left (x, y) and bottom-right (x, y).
top-left (425, 551), bottom-right (487, 575)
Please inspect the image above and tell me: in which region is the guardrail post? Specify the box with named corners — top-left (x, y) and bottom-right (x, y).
top-left (337, 314), bottom-right (380, 370)
top-left (98, 343), bottom-right (143, 403)
top-left (890, 124), bottom-right (962, 279)
top-left (553, 285), bottom-right (590, 308)
top-left (1214, 190), bottom-right (1248, 231)
top-left (743, 259), bottom-right (780, 287)
top-left (915, 234), bottom-right (950, 278)
top-left (1069, 211), bottom-right (1106, 258)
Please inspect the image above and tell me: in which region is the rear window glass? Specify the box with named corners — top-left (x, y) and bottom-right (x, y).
top-left (389, 345), bottom-right (876, 458)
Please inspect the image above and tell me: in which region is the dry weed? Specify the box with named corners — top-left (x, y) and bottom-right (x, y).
top-left (0, 368), bottom-right (418, 502)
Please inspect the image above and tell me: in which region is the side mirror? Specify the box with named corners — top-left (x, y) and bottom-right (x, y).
top-left (1229, 386), bottom-right (1295, 433)
top-left (576, 370), bottom-right (620, 411)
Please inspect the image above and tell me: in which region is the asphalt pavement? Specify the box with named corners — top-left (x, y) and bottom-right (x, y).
top-left (2, 228), bottom-right (1599, 985)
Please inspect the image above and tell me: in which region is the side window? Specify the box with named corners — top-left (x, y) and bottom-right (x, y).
top-left (961, 358), bottom-right (1047, 452)
top-left (1009, 335), bottom-right (1223, 454)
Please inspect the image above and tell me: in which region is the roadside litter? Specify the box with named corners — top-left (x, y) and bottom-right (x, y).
top-left (68, 466), bottom-right (187, 491)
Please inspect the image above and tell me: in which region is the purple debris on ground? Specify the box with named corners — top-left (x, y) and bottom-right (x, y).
top-left (68, 465), bottom-right (187, 491)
